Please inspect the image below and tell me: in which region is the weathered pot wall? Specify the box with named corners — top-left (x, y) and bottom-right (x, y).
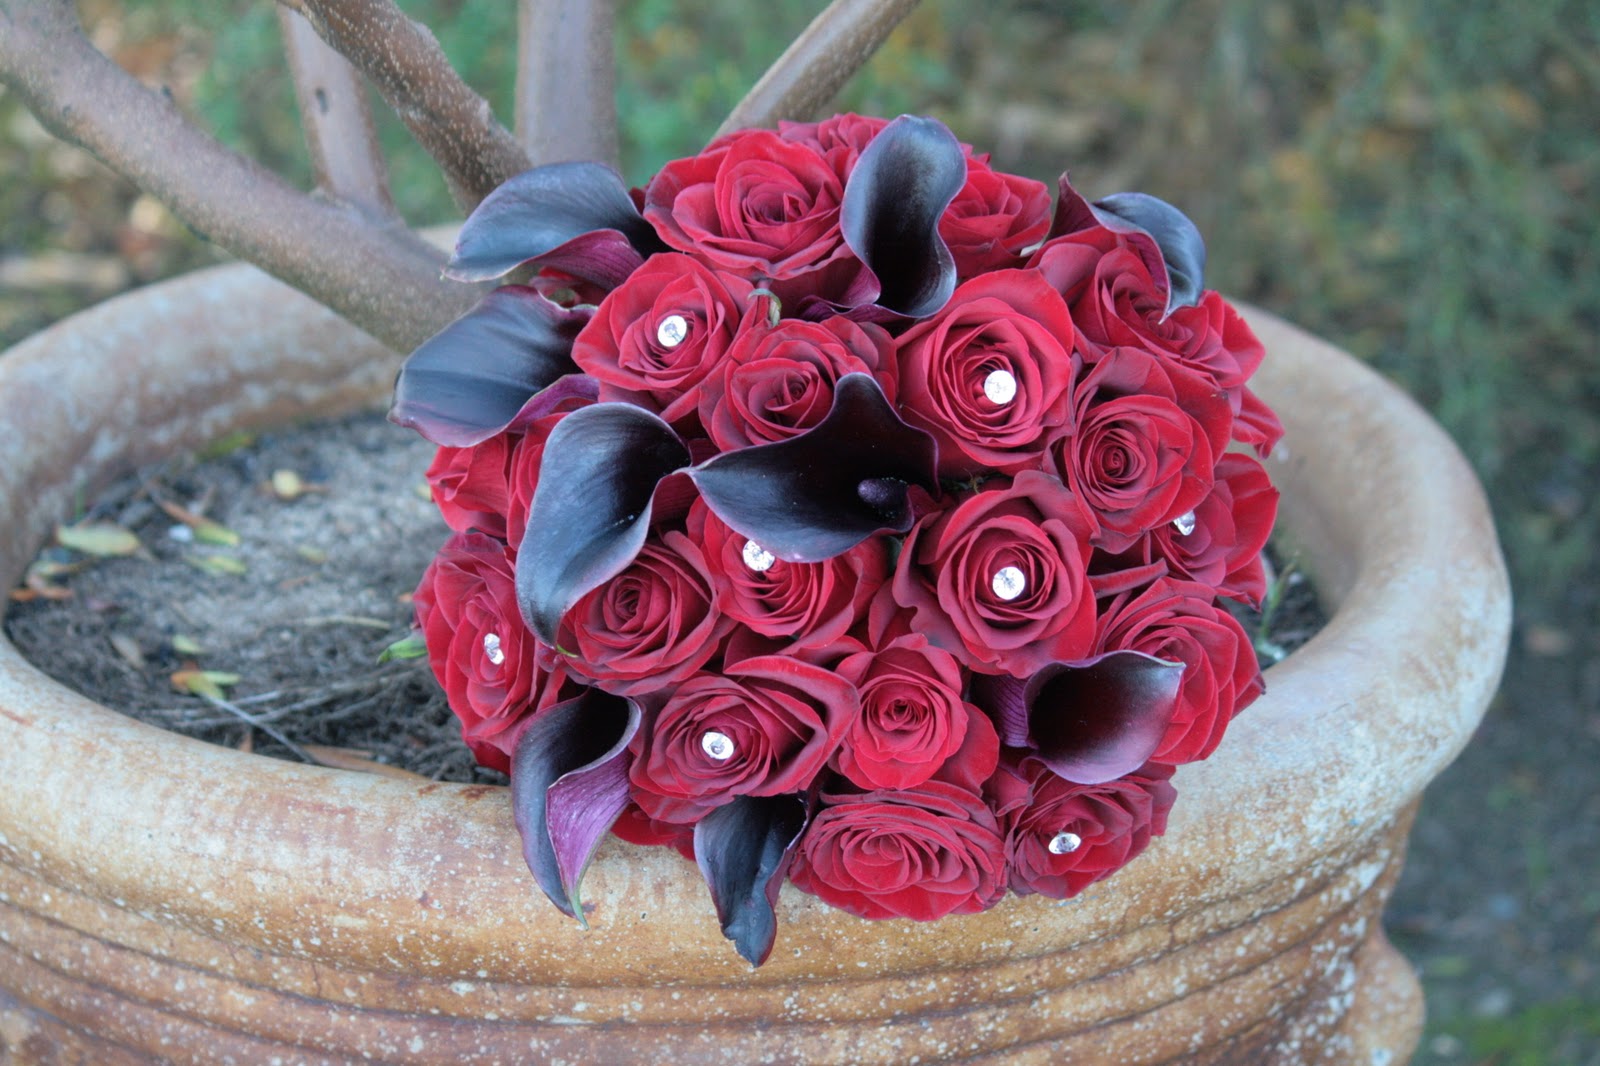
top-left (0, 264), bottom-right (1510, 1064)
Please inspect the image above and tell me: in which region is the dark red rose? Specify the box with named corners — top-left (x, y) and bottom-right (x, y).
top-left (628, 654), bottom-right (858, 823)
top-left (499, 413), bottom-right (564, 551)
top-left (941, 159), bottom-right (1053, 279)
top-left (413, 530), bottom-right (579, 773)
top-left (789, 781), bottom-right (1007, 921)
top-left (557, 530), bottom-right (734, 697)
top-left (1046, 346), bottom-right (1231, 553)
top-left (893, 269), bottom-right (1077, 477)
top-left (777, 112), bottom-right (889, 176)
top-left (1234, 384), bottom-right (1285, 456)
top-left (1094, 577), bottom-right (1263, 764)
top-left (570, 253), bottom-right (754, 425)
top-left (892, 471), bottom-right (1097, 677)
top-left (426, 433), bottom-right (516, 540)
top-left (697, 316), bottom-right (897, 451)
top-left (833, 635), bottom-right (980, 791)
top-left (997, 757), bottom-right (1176, 899)
top-left (610, 803), bottom-right (695, 861)
top-left (1106, 452), bottom-right (1278, 606)
top-left (691, 500), bottom-right (888, 652)
top-left (643, 129), bottom-right (855, 288)
top-left (1032, 229), bottom-right (1256, 383)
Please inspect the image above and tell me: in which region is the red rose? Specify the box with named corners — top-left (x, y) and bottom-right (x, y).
top-left (1106, 452), bottom-right (1278, 606)
top-left (643, 129), bottom-right (855, 290)
top-left (557, 530), bottom-right (733, 697)
top-left (996, 757), bottom-right (1176, 899)
top-left (1032, 229), bottom-right (1255, 383)
top-left (777, 113), bottom-right (889, 176)
top-left (892, 471), bottom-right (1097, 677)
top-left (1094, 577), bottom-right (1263, 764)
top-left (789, 781), bottom-right (1007, 921)
top-left (1046, 346), bottom-right (1231, 553)
top-left (941, 159), bottom-right (1053, 279)
top-left (691, 500), bottom-right (888, 652)
top-left (697, 316), bottom-right (897, 451)
top-left (893, 269), bottom-right (1077, 477)
top-left (628, 654), bottom-right (859, 822)
top-left (426, 433), bottom-right (516, 540)
top-left (570, 253), bottom-right (754, 425)
top-left (500, 413), bottom-right (564, 551)
top-left (413, 530), bottom-right (578, 773)
top-left (833, 635), bottom-right (980, 791)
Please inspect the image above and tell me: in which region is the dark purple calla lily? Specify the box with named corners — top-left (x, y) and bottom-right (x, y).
top-left (389, 285), bottom-right (591, 447)
top-left (693, 794), bottom-right (810, 967)
top-left (1047, 176), bottom-right (1207, 318)
top-left (515, 402), bottom-right (691, 645)
top-left (978, 650), bottom-right (1186, 784)
top-left (446, 161), bottom-right (664, 288)
top-left (690, 373), bottom-right (939, 563)
top-left (840, 114), bottom-right (967, 318)
top-left (509, 689), bottom-right (641, 923)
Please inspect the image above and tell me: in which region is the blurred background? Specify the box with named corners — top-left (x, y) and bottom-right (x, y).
top-left (1, 0), bottom-right (1595, 1059)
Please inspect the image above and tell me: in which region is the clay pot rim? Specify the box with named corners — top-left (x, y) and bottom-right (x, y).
top-left (0, 263), bottom-right (1509, 981)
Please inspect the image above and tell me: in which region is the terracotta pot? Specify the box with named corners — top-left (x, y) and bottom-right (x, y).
top-left (0, 263), bottom-right (1509, 1064)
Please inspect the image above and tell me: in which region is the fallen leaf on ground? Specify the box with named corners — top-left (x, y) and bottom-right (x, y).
top-left (57, 521), bottom-right (140, 557)
top-left (302, 745), bottom-right (433, 782)
top-left (171, 669), bottom-right (241, 699)
top-left (110, 633), bottom-right (146, 668)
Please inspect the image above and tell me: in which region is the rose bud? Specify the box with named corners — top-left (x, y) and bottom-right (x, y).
top-left (789, 781), bottom-right (1008, 921)
top-left (412, 530), bottom-right (580, 773)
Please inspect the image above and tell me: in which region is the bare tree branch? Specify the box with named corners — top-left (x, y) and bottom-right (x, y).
top-left (275, 0), bottom-right (530, 208)
top-left (278, 5), bottom-right (394, 218)
top-left (718, 0), bottom-right (923, 137)
top-left (515, 0), bottom-right (620, 168)
top-left (0, 0), bottom-right (476, 353)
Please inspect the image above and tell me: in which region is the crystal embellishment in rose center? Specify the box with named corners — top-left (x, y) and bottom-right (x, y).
top-left (656, 313), bottom-right (689, 348)
top-left (991, 565), bottom-right (1026, 601)
top-left (482, 632), bottom-right (505, 666)
top-left (983, 368), bottom-right (1018, 406)
top-left (741, 540), bottom-right (776, 572)
top-left (701, 731), bottom-right (735, 761)
top-left (1173, 510), bottom-right (1198, 536)
top-left (1048, 831), bottom-right (1082, 855)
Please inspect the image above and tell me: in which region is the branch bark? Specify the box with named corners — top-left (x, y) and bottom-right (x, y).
top-left (278, 5), bottom-right (394, 218)
top-left (276, 0), bottom-right (530, 208)
top-left (515, 0), bottom-right (620, 168)
top-left (718, 0), bottom-right (923, 137)
top-left (0, 0), bottom-right (477, 353)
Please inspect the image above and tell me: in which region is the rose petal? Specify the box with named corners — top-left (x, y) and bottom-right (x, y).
top-left (840, 115), bottom-right (967, 318)
top-left (693, 794), bottom-right (810, 967)
top-left (690, 374), bottom-right (938, 563)
top-left (509, 689), bottom-right (640, 922)
top-left (447, 162), bottom-right (662, 284)
top-left (1090, 192), bottom-right (1207, 316)
top-left (1022, 650), bottom-right (1186, 784)
top-left (390, 286), bottom-right (591, 447)
top-left (515, 403), bottom-right (690, 643)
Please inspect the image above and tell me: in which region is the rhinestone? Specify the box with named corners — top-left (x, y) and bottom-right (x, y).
top-left (1172, 511), bottom-right (1198, 536)
top-left (991, 565), bottom-right (1026, 601)
top-left (701, 730), bottom-right (735, 761)
top-left (983, 368), bottom-right (1018, 406)
top-left (482, 632), bottom-right (505, 666)
top-left (741, 540), bottom-right (776, 572)
top-left (655, 313), bottom-right (689, 349)
top-left (1048, 831), bottom-right (1082, 855)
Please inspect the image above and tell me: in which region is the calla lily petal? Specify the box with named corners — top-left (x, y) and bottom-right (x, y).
top-left (515, 403), bottom-right (690, 644)
top-left (390, 286), bottom-right (590, 447)
top-left (447, 162), bottom-right (662, 285)
top-left (510, 689), bottom-right (641, 923)
top-left (693, 794), bottom-right (810, 967)
top-left (1091, 192), bottom-right (1207, 316)
top-left (840, 114), bottom-right (966, 318)
top-left (690, 373), bottom-right (938, 563)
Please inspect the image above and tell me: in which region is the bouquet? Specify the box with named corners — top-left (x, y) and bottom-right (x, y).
top-left (391, 114), bottom-right (1282, 965)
